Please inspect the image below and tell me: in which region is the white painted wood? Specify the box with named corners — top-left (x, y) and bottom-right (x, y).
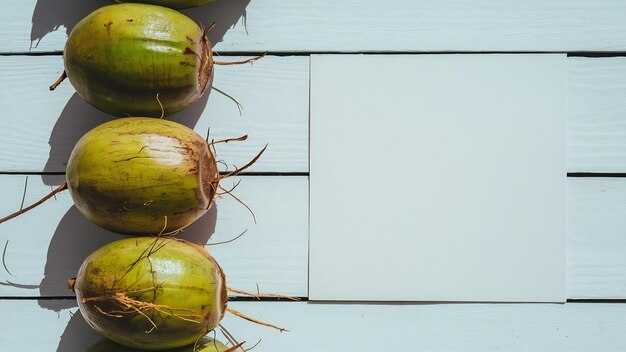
top-left (3, 299), bottom-right (626, 351)
top-left (0, 55), bottom-right (308, 173)
top-left (3, 176), bottom-right (626, 300)
top-left (5, 0), bottom-right (626, 53)
top-left (567, 178), bottom-right (626, 299)
top-left (5, 55), bottom-right (626, 174)
top-left (310, 54), bottom-right (567, 302)
top-left (0, 175), bottom-right (308, 297)
top-left (568, 57), bottom-right (626, 173)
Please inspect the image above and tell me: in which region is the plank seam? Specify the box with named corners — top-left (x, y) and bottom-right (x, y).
top-left (0, 296), bottom-right (309, 302)
top-left (0, 172), bottom-right (309, 177)
top-left (4, 173), bottom-right (625, 178)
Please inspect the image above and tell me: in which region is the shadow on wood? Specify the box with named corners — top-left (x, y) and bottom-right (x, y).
top-left (34, 0), bottom-right (249, 179)
top-left (48, 302), bottom-right (103, 352)
top-left (30, 0), bottom-right (250, 51)
top-left (41, 90), bottom-right (210, 182)
top-left (36, 203), bottom-right (217, 311)
top-left (37, 206), bottom-right (123, 311)
top-left (183, 0), bottom-right (251, 48)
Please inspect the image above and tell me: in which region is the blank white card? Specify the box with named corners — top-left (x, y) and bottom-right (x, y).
top-left (309, 54), bottom-right (567, 302)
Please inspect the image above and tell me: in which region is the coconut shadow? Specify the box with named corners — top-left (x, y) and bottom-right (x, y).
top-left (37, 203), bottom-right (218, 312)
top-left (30, 0), bottom-right (251, 51)
top-left (39, 300), bottom-right (103, 352)
top-left (37, 0), bottom-right (250, 183)
top-left (41, 88), bottom-right (211, 184)
top-left (39, 204), bottom-right (218, 351)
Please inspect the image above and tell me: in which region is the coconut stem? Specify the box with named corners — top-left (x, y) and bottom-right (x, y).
top-left (228, 287), bottom-right (300, 301)
top-left (226, 307), bottom-right (288, 332)
top-left (212, 135), bottom-right (248, 145)
top-left (214, 53), bottom-right (267, 66)
top-left (49, 71), bottom-right (67, 91)
top-left (220, 144), bottom-right (268, 179)
top-left (0, 181), bottom-right (68, 225)
top-left (219, 325), bottom-right (246, 352)
top-left (67, 278), bottom-right (76, 292)
top-left (224, 342), bottom-right (246, 352)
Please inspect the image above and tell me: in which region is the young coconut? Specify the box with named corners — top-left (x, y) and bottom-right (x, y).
top-left (66, 117), bottom-right (263, 235)
top-left (71, 237), bottom-right (228, 350)
top-left (50, 3), bottom-right (262, 117)
top-left (0, 117), bottom-right (265, 234)
top-left (88, 336), bottom-right (238, 352)
top-left (114, 0), bottom-right (216, 10)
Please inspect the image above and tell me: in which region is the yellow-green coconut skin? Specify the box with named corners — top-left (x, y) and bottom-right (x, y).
top-left (66, 117), bottom-right (219, 235)
top-left (76, 237), bottom-right (228, 350)
top-left (88, 336), bottom-right (230, 352)
top-left (64, 3), bottom-right (213, 116)
top-left (115, 0), bottom-right (216, 10)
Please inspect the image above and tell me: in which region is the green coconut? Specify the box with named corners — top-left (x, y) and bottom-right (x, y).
top-left (66, 117), bottom-right (220, 235)
top-left (114, 0), bottom-right (216, 10)
top-left (60, 3), bottom-right (213, 116)
top-left (88, 337), bottom-right (233, 352)
top-left (74, 237), bottom-right (228, 350)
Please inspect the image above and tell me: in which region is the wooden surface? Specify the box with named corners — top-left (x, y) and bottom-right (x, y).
top-left (5, 0), bottom-right (626, 53)
top-left (3, 176), bottom-right (626, 301)
top-left (0, 55), bottom-right (309, 173)
top-left (0, 175), bottom-right (308, 298)
top-left (4, 299), bottom-right (626, 351)
top-left (2, 0), bottom-right (626, 351)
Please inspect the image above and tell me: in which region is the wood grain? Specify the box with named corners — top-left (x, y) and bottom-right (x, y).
top-left (568, 57), bottom-right (626, 173)
top-left (0, 175), bottom-right (308, 298)
top-left (2, 176), bottom-right (626, 299)
top-left (4, 299), bottom-right (626, 351)
top-left (6, 56), bottom-right (626, 174)
top-left (567, 178), bottom-right (626, 299)
top-left (0, 55), bottom-right (309, 173)
top-left (4, 0), bottom-right (626, 53)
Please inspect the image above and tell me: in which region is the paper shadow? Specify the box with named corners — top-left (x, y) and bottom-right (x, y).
top-left (37, 203), bottom-right (217, 312)
top-left (31, 0), bottom-right (250, 51)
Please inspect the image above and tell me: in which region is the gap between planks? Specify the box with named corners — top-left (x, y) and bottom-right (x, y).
top-left (5, 51), bottom-right (626, 57)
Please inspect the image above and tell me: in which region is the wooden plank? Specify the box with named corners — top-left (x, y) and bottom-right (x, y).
top-left (5, 0), bottom-right (626, 53)
top-left (5, 55), bottom-right (626, 174)
top-left (567, 178), bottom-right (626, 299)
top-left (3, 176), bottom-right (626, 299)
top-left (0, 55), bottom-right (308, 173)
top-left (3, 299), bottom-right (626, 351)
top-left (568, 57), bottom-right (626, 173)
top-left (0, 175), bottom-right (308, 297)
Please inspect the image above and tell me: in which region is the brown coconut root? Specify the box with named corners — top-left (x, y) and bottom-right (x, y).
top-left (214, 52), bottom-right (267, 66)
top-left (226, 308), bottom-right (288, 332)
top-left (228, 287), bottom-right (300, 301)
top-left (0, 141), bottom-right (267, 227)
top-left (223, 342), bottom-right (246, 352)
top-left (208, 140), bottom-right (268, 223)
top-left (0, 181), bottom-right (67, 225)
top-left (82, 291), bottom-right (203, 332)
top-left (219, 325), bottom-right (247, 352)
top-left (218, 144), bottom-right (268, 179)
top-left (49, 71), bottom-right (67, 91)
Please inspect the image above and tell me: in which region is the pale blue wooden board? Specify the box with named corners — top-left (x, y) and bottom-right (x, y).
top-left (0, 175), bottom-right (308, 298)
top-left (3, 300), bottom-right (626, 351)
top-left (1, 0), bottom-right (626, 350)
top-left (0, 55), bottom-right (309, 173)
top-left (4, 1), bottom-right (626, 53)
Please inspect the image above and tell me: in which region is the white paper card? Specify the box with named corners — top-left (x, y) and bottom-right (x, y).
top-left (309, 54), bottom-right (567, 302)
